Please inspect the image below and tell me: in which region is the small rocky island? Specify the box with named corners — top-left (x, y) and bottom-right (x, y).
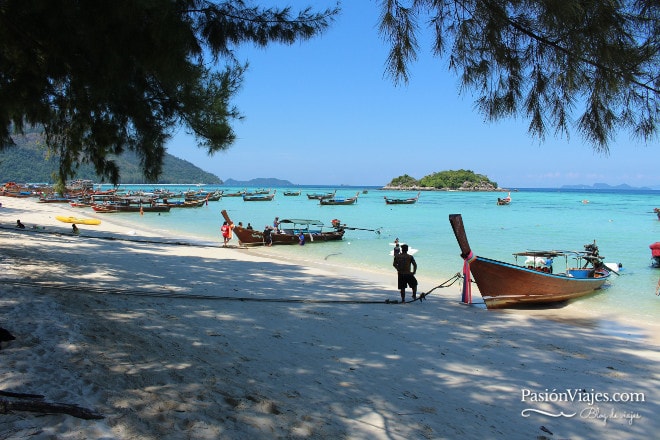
top-left (383, 169), bottom-right (504, 191)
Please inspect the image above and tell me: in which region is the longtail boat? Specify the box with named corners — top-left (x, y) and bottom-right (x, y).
top-left (221, 210), bottom-right (344, 246)
top-left (448, 214), bottom-right (611, 309)
top-left (243, 190), bottom-right (276, 201)
top-left (319, 192), bottom-right (359, 206)
top-left (306, 190), bottom-right (336, 200)
top-left (223, 189), bottom-right (246, 197)
top-left (497, 192), bottom-right (512, 205)
top-left (384, 192), bottom-right (420, 205)
top-left (283, 190), bottom-right (301, 196)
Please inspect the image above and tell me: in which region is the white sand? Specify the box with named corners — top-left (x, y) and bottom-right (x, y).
top-left (1, 198), bottom-right (659, 439)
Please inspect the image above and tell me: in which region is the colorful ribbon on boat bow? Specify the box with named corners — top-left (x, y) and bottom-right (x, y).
top-left (462, 251), bottom-right (477, 304)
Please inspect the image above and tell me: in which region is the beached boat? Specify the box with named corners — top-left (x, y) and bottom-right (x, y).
top-left (283, 190), bottom-right (301, 196)
top-left (221, 210), bottom-right (344, 246)
top-left (319, 192), bottom-right (359, 206)
top-left (384, 192), bottom-right (420, 205)
top-left (448, 214), bottom-right (611, 309)
top-left (92, 198), bottom-right (171, 213)
top-left (306, 190), bottom-right (336, 200)
top-left (38, 196), bottom-right (71, 203)
top-left (497, 192), bottom-right (511, 205)
top-left (243, 190), bottom-right (276, 201)
top-left (650, 242), bottom-right (660, 268)
top-left (55, 216), bottom-right (101, 226)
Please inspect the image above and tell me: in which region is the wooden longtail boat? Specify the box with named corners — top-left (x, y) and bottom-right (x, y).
top-left (242, 190), bottom-right (276, 201)
top-left (221, 210), bottom-right (344, 246)
top-left (306, 190), bottom-right (336, 200)
top-left (283, 190), bottom-right (301, 196)
top-left (319, 192), bottom-right (359, 206)
top-left (497, 192), bottom-right (511, 205)
top-left (384, 192), bottom-right (420, 205)
top-left (448, 214), bottom-right (611, 309)
top-left (223, 189), bottom-right (246, 197)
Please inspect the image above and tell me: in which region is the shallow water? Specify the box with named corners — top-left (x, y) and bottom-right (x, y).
top-left (96, 185), bottom-right (660, 325)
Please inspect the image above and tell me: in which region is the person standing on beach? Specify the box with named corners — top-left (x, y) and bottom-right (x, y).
top-left (393, 238), bottom-right (401, 256)
top-left (263, 226), bottom-right (273, 246)
top-left (393, 244), bottom-right (417, 303)
top-left (221, 221), bottom-right (230, 247)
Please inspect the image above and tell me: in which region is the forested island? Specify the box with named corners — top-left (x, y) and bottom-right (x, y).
top-left (384, 170), bottom-right (501, 191)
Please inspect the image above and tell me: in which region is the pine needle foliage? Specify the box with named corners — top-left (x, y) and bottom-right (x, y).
top-left (0, 1), bottom-right (339, 185)
top-left (379, 0), bottom-right (659, 151)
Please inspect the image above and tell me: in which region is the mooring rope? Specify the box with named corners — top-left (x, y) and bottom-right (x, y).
top-left (3, 274), bottom-right (462, 305)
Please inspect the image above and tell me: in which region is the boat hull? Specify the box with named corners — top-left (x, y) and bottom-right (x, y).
top-left (232, 226), bottom-right (344, 245)
top-left (469, 256), bottom-right (609, 309)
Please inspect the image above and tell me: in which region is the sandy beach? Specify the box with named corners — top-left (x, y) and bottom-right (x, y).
top-left (1, 198), bottom-right (659, 439)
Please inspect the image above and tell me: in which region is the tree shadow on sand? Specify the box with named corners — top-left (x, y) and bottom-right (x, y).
top-left (1, 229), bottom-right (659, 439)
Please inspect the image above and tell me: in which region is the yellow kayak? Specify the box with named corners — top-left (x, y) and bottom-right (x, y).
top-left (55, 216), bottom-right (101, 226)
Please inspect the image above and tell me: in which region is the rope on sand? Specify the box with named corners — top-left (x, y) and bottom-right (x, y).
top-left (4, 275), bottom-right (462, 305)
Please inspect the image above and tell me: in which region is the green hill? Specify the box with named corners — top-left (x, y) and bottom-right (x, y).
top-left (0, 131), bottom-right (222, 184)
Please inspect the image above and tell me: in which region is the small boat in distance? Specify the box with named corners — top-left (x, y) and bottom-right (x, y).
top-left (497, 192), bottom-right (511, 205)
top-left (242, 190), bottom-right (276, 201)
top-left (306, 190), bottom-right (336, 200)
top-left (319, 192), bottom-right (359, 206)
top-left (384, 192), bottom-right (420, 205)
top-left (221, 210), bottom-right (344, 246)
top-left (448, 214), bottom-right (611, 309)
top-left (283, 190), bottom-right (301, 196)
top-left (223, 189), bottom-right (246, 197)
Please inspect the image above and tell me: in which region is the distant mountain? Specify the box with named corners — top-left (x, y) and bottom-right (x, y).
top-left (223, 177), bottom-right (294, 187)
top-left (561, 183), bottom-right (653, 190)
top-left (0, 130), bottom-right (222, 184)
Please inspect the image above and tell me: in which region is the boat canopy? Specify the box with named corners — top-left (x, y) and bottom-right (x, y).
top-left (279, 219), bottom-right (324, 226)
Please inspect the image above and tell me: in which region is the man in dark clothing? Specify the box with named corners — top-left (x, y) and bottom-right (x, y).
top-left (393, 244), bottom-right (417, 303)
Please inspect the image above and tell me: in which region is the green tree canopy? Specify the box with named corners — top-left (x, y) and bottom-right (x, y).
top-left (419, 169), bottom-right (497, 189)
top-left (0, 1), bottom-right (338, 185)
top-left (379, 0), bottom-right (659, 150)
top-left (388, 174), bottom-right (420, 187)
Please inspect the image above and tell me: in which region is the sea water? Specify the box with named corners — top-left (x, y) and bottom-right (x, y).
top-left (96, 185), bottom-right (660, 324)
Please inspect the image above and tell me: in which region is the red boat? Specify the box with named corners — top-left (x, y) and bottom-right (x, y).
top-left (449, 214), bottom-right (611, 309)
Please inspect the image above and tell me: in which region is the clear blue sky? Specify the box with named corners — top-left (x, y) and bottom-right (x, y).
top-left (166, 2), bottom-right (659, 189)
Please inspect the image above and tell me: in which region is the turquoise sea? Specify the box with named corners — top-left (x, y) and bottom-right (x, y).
top-left (96, 185), bottom-right (660, 325)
